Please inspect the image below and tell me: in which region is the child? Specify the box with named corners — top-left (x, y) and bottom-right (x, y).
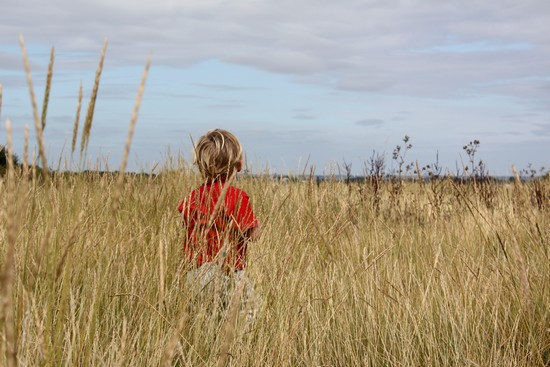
top-left (178, 129), bottom-right (260, 308)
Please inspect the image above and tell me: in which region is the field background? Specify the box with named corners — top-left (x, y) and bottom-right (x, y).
top-left (1, 161), bottom-right (549, 366)
top-left (1, 46), bottom-right (549, 365)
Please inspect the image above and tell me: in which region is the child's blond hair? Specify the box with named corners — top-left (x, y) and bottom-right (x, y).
top-left (194, 129), bottom-right (243, 180)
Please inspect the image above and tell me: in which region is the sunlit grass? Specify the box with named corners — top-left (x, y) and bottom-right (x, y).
top-left (1, 165), bottom-right (549, 366)
top-left (1, 42), bottom-right (549, 366)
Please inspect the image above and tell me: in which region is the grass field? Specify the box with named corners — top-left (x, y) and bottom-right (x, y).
top-left (1, 43), bottom-right (549, 366)
top-left (1, 162), bottom-right (549, 366)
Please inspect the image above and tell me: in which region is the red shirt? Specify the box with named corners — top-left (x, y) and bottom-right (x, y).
top-left (178, 182), bottom-right (258, 271)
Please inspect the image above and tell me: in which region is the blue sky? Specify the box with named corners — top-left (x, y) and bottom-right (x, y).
top-left (1, 0), bottom-right (549, 175)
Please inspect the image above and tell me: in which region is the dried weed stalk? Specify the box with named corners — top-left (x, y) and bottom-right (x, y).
top-left (19, 34), bottom-right (49, 178)
top-left (41, 47), bottom-right (54, 130)
top-left (80, 38), bottom-right (108, 157)
top-left (71, 83), bottom-right (83, 155)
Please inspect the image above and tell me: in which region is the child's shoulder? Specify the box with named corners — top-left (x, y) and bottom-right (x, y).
top-left (186, 182), bottom-right (250, 201)
top-left (227, 184), bottom-right (250, 196)
top-left (224, 185), bottom-right (252, 204)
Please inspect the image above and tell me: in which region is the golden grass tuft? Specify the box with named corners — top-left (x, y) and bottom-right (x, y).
top-left (80, 38), bottom-right (108, 158)
top-left (111, 54), bottom-right (152, 216)
top-left (71, 83), bottom-right (83, 155)
top-left (41, 47), bottom-right (54, 130)
top-left (19, 35), bottom-right (49, 178)
top-left (217, 282), bottom-right (244, 367)
top-left (1, 164), bottom-right (548, 366)
top-left (117, 54), bottom-right (152, 181)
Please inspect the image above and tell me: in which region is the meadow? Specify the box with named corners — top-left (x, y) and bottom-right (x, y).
top-left (1, 159), bottom-right (549, 366)
top-left (1, 41), bottom-right (549, 366)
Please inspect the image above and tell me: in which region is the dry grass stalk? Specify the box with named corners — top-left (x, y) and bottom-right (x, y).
top-left (1, 119), bottom-right (18, 367)
top-left (31, 148), bottom-right (37, 179)
top-left (23, 124), bottom-right (29, 175)
top-left (159, 310), bottom-right (191, 367)
top-left (117, 54), bottom-right (152, 181)
top-left (217, 282), bottom-right (244, 367)
top-left (80, 38), bottom-right (108, 157)
top-left (415, 160), bottom-right (422, 181)
top-left (158, 236), bottom-right (165, 308)
top-left (19, 34), bottom-right (49, 178)
top-left (55, 210), bottom-right (85, 280)
top-left (41, 47), bottom-right (54, 130)
top-left (114, 318), bottom-right (127, 367)
top-left (55, 139), bottom-right (68, 171)
top-left (513, 240), bottom-right (530, 306)
top-left (71, 83), bottom-right (83, 155)
top-left (511, 165), bottom-right (525, 208)
top-left (512, 165), bottom-right (521, 186)
top-left (112, 54), bottom-right (151, 214)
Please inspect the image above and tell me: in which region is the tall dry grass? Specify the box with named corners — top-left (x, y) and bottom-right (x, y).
top-left (1, 44), bottom-right (549, 366)
top-left (41, 47), bottom-right (54, 131)
top-left (1, 119), bottom-right (18, 367)
top-left (71, 83), bottom-right (83, 156)
top-left (19, 35), bottom-right (49, 179)
top-left (80, 38), bottom-right (108, 158)
top-left (0, 162), bottom-right (548, 366)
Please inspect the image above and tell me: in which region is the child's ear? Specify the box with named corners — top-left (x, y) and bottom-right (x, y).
top-left (235, 160), bottom-right (243, 173)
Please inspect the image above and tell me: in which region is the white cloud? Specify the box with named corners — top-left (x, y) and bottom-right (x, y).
top-left (2, 0), bottom-right (549, 99)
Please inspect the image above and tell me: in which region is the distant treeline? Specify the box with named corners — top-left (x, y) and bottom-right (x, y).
top-left (2, 143), bottom-right (548, 182)
top-left (265, 174), bottom-right (548, 184)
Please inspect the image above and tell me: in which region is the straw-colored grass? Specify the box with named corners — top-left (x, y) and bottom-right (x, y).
top-left (0, 164), bottom-right (548, 366)
top-left (71, 83), bottom-right (83, 155)
top-left (41, 47), bottom-right (54, 130)
top-left (112, 54), bottom-right (151, 215)
top-left (19, 35), bottom-right (49, 178)
top-left (1, 44), bottom-right (548, 366)
top-left (1, 119), bottom-right (18, 367)
top-left (23, 125), bottom-right (29, 176)
top-left (80, 38), bottom-right (108, 157)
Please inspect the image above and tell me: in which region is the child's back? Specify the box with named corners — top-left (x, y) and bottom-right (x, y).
top-left (178, 180), bottom-right (258, 271)
top-left (178, 129), bottom-right (260, 272)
